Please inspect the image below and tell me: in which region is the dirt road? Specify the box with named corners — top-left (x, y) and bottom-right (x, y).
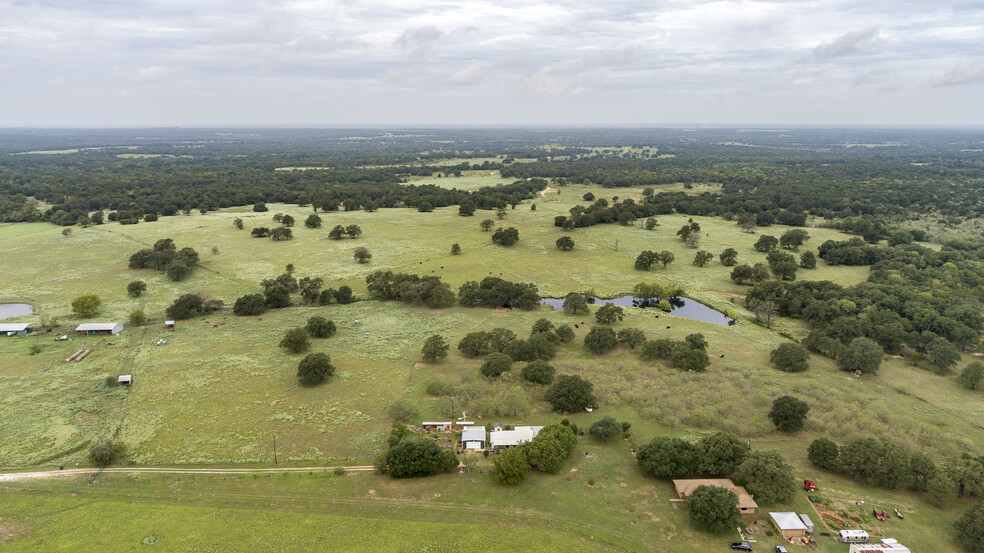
top-left (0, 465), bottom-right (376, 482)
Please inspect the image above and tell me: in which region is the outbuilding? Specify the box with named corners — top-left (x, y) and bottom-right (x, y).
top-left (0, 323), bottom-right (33, 336)
top-left (118, 375), bottom-right (132, 386)
top-left (461, 426), bottom-right (487, 449)
top-left (421, 421), bottom-right (452, 432)
top-left (489, 426), bottom-right (543, 451)
top-left (164, 320), bottom-right (175, 330)
top-left (76, 322), bottom-right (123, 336)
top-left (798, 513), bottom-right (815, 534)
top-left (770, 511), bottom-right (808, 539)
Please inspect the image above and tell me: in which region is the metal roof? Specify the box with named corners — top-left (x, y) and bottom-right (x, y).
top-left (75, 323), bottom-right (123, 331)
top-left (770, 512), bottom-right (808, 531)
top-left (490, 426), bottom-right (544, 447)
top-left (0, 323), bottom-right (33, 332)
top-left (461, 427), bottom-right (486, 442)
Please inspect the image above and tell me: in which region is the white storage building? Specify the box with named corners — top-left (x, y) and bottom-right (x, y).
top-left (75, 322), bottom-right (123, 336)
top-left (0, 323), bottom-right (33, 336)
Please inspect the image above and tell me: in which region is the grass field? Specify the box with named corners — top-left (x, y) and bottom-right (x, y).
top-left (1, 182), bottom-right (982, 550)
top-left (0, 438), bottom-right (970, 552)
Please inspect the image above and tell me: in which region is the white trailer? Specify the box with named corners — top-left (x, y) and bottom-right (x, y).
top-left (839, 529), bottom-right (869, 543)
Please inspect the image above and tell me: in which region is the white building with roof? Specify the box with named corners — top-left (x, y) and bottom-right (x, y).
top-left (490, 426), bottom-right (544, 451)
top-left (75, 322), bottom-right (123, 335)
top-left (770, 511), bottom-right (808, 539)
top-left (0, 323), bottom-right (33, 336)
top-left (461, 426), bottom-right (487, 449)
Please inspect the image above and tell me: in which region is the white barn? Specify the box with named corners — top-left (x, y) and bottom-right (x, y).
top-left (75, 322), bottom-right (123, 336)
top-left (0, 323), bottom-right (33, 336)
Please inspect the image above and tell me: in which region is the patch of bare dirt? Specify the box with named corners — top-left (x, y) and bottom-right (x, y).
top-left (0, 520), bottom-right (28, 544)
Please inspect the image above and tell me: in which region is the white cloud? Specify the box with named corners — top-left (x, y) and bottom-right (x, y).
top-left (135, 65), bottom-right (169, 81)
top-left (0, 0), bottom-right (981, 125)
top-left (808, 27), bottom-right (880, 60)
top-left (936, 62), bottom-right (984, 86)
top-left (446, 62), bottom-right (485, 86)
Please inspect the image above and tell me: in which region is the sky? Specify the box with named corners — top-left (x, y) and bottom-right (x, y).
top-left (1, 0), bottom-right (982, 126)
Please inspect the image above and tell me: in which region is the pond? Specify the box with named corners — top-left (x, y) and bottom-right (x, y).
top-left (540, 296), bottom-right (736, 326)
top-left (0, 303), bottom-right (34, 319)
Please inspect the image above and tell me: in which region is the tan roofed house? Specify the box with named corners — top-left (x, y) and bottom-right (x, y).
top-left (672, 479), bottom-right (758, 513)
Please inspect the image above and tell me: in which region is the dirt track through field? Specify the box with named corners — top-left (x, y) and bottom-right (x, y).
top-left (0, 466), bottom-right (376, 482)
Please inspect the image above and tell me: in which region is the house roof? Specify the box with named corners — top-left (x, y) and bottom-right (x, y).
top-left (852, 545), bottom-right (909, 552)
top-left (770, 511), bottom-right (808, 531)
top-left (461, 427), bottom-right (486, 442)
top-left (118, 375), bottom-right (132, 382)
top-left (0, 323), bottom-right (33, 332)
top-left (490, 426), bottom-right (543, 447)
top-left (165, 320), bottom-right (175, 325)
top-left (75, 323), bottom-right (123, 331)
top-left (421, 421), bottom-right (452, 426)
top-left (673, 479), bottom-right (759, 510)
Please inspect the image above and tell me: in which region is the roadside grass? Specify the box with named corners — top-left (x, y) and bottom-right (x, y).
top-left (0, 435), bottom-right (968, 553)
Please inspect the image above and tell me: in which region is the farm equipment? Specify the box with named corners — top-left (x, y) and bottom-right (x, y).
top-left (895, 508), bottom-right (904, 519)
top-left (873, 509), bottom-right (887, 521)
top-left (804, 479), bottom-right (818, 492)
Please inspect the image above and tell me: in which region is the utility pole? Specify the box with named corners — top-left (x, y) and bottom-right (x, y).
top-left (273, 435), bottom-right (278, 465)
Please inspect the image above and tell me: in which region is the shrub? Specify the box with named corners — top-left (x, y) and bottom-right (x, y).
top-left (165, 293), bottom-right (205, 319)
top-left (636, 437), bottom-right (699, 479)
top-left (386, 439), bottom-right (457, 478)
top-left (279, 327), bottom-right (311, 354)
top-left (521, 360), bottom-right (555, 385)
top-left (493, 446), bottom-right (530, 485)
top-left (306, 316), bottom-right (337, 338)
top-left (127, 281), bottom-right (146, 298)
top-left (688, 485), bottom-right (743, 533)
top-left (89, 440), bottom-right (127, 466)
top-left (389, 401), bottom-right (419, 423)
top-left (960, 362), bottom-right (984, 390)
top-left (480, 353), bottom-right (513, 379)
top-left (838, 337), bottom-right (883, 374)
top-left (808, 437), bottom-right (840, 470)
top-left (733, 450), bottom-right (795, 503)
top-left (769, 395), bottom-right (809, 432)
top-left (129, 310), bottom-right (147, 326)
top-left (595, 303), bottom-right (625, 324)
top-left (233, 294), bottom-right (266, 316)
top-left (297, 352), bottom-right (335, 386)
top-left (697, 432), bottom-right (750, 476)
top-left (588, 416), bottom-right (622, 442)
top-left (71, 294), bottom-right (102, 318)
top-left (641, 338), bottom-right (675, 360)
top-left (544, 374), bottom-right (596, 413)
top-left (770, 343), bottom-right (810, 372)
top-left (421, 335), bottom-right (450, 362)
top-left (525, 424), bottom-right (578, 473)
top-left (584, 326), bottom-right (618, 354)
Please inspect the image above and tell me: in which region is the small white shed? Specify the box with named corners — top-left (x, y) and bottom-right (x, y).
top-left (118, 375), bottom-right (132, 386)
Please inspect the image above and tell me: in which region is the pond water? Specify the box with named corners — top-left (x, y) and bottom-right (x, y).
top-left (0, 303), bottom-right (34, 319)
top-left (540, 296), bottom-right (736, 326)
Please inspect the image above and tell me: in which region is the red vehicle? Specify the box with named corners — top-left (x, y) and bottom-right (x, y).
top-left (874, 509), bottom-right (887, 521)
top-left (803, 479), bottom-right (817, 492)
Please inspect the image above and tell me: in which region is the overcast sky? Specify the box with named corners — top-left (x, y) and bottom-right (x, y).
top-left (1, 0), bottom-right (982, 126)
